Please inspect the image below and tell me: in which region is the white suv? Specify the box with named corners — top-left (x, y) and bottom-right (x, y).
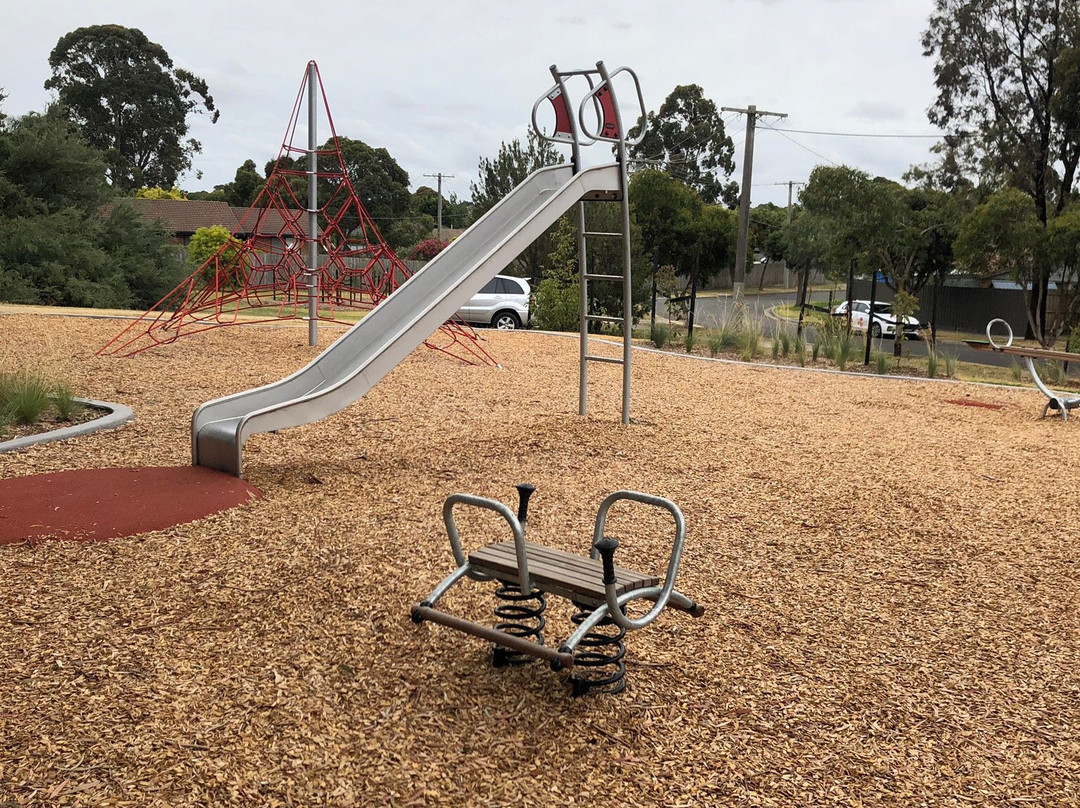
top-left (456, 274), bottom-right (531, 330)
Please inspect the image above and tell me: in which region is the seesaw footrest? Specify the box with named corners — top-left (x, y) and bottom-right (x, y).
top-left (411, 603), bottom-right (575, 670)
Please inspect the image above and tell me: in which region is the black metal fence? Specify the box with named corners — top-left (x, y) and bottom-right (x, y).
top-left (850, 280), bottom-right (1029, 336)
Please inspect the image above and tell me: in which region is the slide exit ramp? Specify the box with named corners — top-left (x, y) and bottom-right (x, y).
top-left (192, 162), bottom-right (621, 477)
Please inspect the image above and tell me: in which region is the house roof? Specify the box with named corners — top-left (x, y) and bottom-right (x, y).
top-left (112, 199), bottom-right (238, 235)
top-left (230, 207), bottom-right (310, 238)
top-left (105, 198), bottom-right (309, 238)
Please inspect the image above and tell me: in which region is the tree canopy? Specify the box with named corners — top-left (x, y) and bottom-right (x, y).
top-left (470, 130), bottom-right (563, 282)
top-left (923, 0), bottom-right (1080, 339)
top-left (45, 24), bottom-right (218, 192)
top-left (629, 169), bottom-right (736, 293)
top-left (470, 130), bottom-right (563, 219)
top-left (923, 0), bottom-right (1080, 221)
top-left (792, 165), bottom-right (961, 352)
top-left (628, 85), bottom-right (738, 207)
top-left (0, 108), bottom-right (183, 308)
top-left (218, 159), bottom-right (265, 208)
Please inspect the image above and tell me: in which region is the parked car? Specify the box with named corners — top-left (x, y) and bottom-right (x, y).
top-left (456, 274), bottom-right (531, 330)
top-left (833, 300), bottom-right (921, 339)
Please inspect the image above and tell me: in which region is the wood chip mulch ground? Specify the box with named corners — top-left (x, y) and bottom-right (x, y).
top-left (1, 313), bottom-right (1078, 807)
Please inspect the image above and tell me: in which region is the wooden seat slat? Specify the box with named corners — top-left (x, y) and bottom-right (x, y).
top-left (472, 541), bottom-right (655, 590)
top-left (469, 540), bottom-right (659, 605)
top-left (475, 540), bottom-right (656, 586)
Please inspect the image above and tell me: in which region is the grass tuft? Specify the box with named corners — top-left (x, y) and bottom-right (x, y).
top-left (53, 381), bottom-right (83, 421)
top-left (650, 322), bottom-right (670, 350)
top-left (0, 368), bottom-right (84, 429)
top-left (0, 370), bottom-right (52, 425)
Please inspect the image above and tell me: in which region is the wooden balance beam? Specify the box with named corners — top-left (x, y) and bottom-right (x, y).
top-left (963, 339), bottom-right (1080, 363)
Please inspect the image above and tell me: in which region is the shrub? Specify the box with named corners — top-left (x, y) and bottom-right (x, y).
top-left (0, 369), bottom-right (84, 428)
top-left (836, 335), bottom-right (853, 371)
top-left (685, 330), bottom-right (696, 354)
top-left (737, 315), bottom-right (764, 362)
top-left (706, 331), bottom-right (724, 357)
top-left (1039, 360), bottom-right (1065, 385)
top-left (651, 322), bottom-right (671, 349)
top-left (533, 278), bottom-right (579, 332)
top-left (719, 327), bottom-right (741, 351)
top-left (740, 330), bottom-right (760, 362)
top-left (927, 350), bottom-right (939, 379)
top-left (408, 238), bottom-right (450, 261)
top-left (876, 352), bottom-right (889, 375)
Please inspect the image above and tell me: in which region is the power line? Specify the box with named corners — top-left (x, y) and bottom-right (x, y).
top-left (767, 126), bottom-right (951, 139)
top-left (762, 125), bottom-right (840, 166)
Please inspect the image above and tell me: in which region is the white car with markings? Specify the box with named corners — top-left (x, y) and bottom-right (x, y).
top-left (833, 300), bottom-right (921, 339)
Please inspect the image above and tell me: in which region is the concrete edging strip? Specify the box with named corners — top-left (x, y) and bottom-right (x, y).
top-left (0, 398), bottom-right (135, 453)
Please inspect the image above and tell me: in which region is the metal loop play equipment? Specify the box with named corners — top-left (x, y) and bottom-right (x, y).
top-left (412, 484), bottom-right (704, 696)
top-left (532, 75), bottom-right (594, 147)
top-left (985, 317), bottom-right (1014, 350)
top-left (589, 490), bottom-right (686, 631)
top-left (577, 66), bottom-right (647, 147)
top-left (531, 63), bottom-right (647, 156)
top-left (966, 319), bottom-right (1080, 421)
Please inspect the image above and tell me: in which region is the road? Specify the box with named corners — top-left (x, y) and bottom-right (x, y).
top-left (652, 288), bottom-right (1018, 369)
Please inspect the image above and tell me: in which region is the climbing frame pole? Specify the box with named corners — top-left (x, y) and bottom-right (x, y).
top-left (306, 61), bottom-right (320, 347)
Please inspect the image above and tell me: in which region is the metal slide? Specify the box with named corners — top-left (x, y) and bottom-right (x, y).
top-left (192, 163), bottom-right (621, 477)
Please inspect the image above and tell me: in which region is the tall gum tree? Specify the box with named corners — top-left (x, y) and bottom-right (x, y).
top-left (45, 25), bottom-right (218, 192)
top-left (923, 0), bottom-right (1080, 337)
top-left (627, 85), bottom-right (737, 207)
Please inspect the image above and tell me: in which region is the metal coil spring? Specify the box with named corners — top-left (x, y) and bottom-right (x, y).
top-left (491, 581), bottom-right (547, 667)
top-left (569, 602), bottom-right (627, 696)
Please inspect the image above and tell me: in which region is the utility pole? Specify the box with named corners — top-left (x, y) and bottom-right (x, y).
top-left (721, 105), bottom-right (787, 300)
top-left (772, 180), bottom-right (804, 288)
top-left (423, 172), bottom-right (455, 241)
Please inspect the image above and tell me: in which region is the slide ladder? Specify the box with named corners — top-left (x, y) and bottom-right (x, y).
top-left (533, 63), bottom-right (646, 424)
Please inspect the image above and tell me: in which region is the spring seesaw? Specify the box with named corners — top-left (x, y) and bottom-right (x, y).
top-left (411, 484), bottom-right (705, 696)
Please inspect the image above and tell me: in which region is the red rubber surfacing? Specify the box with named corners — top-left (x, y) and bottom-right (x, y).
top-left (0, 466), bottom-right (261, 545)
top-left (945, 398), bottom-right (1004, 410)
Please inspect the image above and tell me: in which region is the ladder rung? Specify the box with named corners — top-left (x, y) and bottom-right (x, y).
top-left (585, 354), bottom-right (624, 365)
top-left (583, 231), bottom-right (623, 238)
top-left (585, 314), bottom-right (625, 324)
top-left (583, 273), bottom-right (624, 281)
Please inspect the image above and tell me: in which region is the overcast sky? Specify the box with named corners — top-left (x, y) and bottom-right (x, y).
top-left (2, 0), bottom-right (945, 209)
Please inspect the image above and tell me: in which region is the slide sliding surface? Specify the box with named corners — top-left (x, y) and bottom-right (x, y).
top-left (192, 163), bottom-right (621, 477)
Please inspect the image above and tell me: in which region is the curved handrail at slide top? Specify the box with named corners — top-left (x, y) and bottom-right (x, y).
top-left (192, 162), bottom-right (622, 477)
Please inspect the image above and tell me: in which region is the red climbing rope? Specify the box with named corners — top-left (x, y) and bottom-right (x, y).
top-left (99, 62), bottom-right (496, 368)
